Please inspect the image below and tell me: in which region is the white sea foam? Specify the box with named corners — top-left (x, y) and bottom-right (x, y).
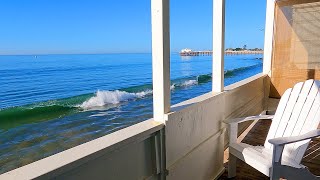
top-left (170, 84), bottom-right (176, 90)
top-left (181, 80), bottom-right (198, 87)
top-left (80, 90), bottom-right (152, 110)
top-left (80, 79), bottom-right (199, 110)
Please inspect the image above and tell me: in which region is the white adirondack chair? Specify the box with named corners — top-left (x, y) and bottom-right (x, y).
top-left (225, 79), bottom-right (320, 180)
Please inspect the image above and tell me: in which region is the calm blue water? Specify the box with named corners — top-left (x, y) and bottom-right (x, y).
top-left (0, 53), bottom-right (262, 173)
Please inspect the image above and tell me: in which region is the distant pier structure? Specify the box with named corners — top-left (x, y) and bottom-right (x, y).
top-left (179, 48), bottom-right (212, 56)
top-left (179, 48), bottom-right (263, 56)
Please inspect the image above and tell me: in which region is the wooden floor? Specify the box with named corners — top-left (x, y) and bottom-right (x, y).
top-left (219, 119), bottom-right (320, 179)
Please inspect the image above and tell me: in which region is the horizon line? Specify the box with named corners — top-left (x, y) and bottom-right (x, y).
top-left (0, 52), bottom-right (184, 56)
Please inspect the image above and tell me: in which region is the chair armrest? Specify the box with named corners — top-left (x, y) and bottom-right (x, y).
top-left (270, 130), bottom-right (320, 164)
top-left (226, 114), bottom-right (274, 144)
top-left (223, 115), bottom-right (274, 124)
top-left (268, 129), bottom-right (320, 146)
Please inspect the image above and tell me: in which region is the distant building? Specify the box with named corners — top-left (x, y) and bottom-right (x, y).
top-left (180, 48), bottom-right (193, 53)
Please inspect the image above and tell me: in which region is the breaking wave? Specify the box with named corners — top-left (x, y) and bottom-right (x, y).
top-left (0, 63), bottom-right (262, 128)
top-left (80, 90), bottom-right (153, 110)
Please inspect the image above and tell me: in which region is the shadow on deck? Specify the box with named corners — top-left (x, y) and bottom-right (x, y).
top-left (219, 119), bottom-right (320, 179)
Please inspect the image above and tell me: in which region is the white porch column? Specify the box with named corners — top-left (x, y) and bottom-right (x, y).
top-left (151, 0), bottom-right (171, 123)
top-left (212, 0), bottom-right (225, 93)
top-left (263, 0), bottom-right (275, 76)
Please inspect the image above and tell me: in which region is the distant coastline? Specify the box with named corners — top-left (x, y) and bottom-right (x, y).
top-left (179, 48), bottom-right (263, 56)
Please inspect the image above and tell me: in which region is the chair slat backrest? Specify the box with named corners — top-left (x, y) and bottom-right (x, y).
top-left (264, 79), bottom-right (320, 163)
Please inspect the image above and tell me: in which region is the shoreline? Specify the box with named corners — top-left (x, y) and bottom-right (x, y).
top-left (180, 50), bottom-right (263, 56)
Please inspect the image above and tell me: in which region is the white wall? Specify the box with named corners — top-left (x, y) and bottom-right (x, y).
top-left (164, 74), bottom-right (268, 180)
top-left (57, 138), bottom-right (156, 180)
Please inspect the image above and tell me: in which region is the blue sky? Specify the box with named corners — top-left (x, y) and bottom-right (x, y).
top-left (0, 0), bottom-right (266, 55)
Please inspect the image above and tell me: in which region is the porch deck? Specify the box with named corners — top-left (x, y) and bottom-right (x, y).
top-left (219, 98), bottom-right (320, 179)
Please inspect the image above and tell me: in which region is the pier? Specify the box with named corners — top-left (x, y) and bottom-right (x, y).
top-left (179, 49), bottom-right (263, 56)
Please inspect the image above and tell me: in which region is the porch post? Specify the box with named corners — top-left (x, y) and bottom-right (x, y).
top-left (263, 0), bottom-right (275, 76)
top-left (151, 0), bottom-right (171, 123)
top-left (212, 0), bottom-right (225, 93)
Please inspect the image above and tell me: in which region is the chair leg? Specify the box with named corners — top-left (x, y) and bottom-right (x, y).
top-left (270, 172), bottom-right (280, 180)
top-left (228, 153), bottom-right (237, 178)
top-left (270, 163), bottom-right (282, 180)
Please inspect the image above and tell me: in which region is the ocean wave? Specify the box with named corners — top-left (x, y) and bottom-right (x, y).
top-left (170, 84), bottom-right (176, 90)
top-left (0, 105), bottom-right (77, 130)
top-left (225, 63), bottom-right (262, 77)
top-left (197, 74), bottom-right (211, 84)
top-left (180, 80), bottom-right (198, 87)
top-left (81, 78), bottom-right (199, 110)
top-left (80, 90), bottom-right (153, 110)
top-left (0, 63), bottom-right (262, 127)
top-left (194, 63), bottom-right (262, 84)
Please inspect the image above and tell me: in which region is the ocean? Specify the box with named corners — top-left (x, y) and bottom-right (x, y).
top-left (0, 53), bottom-right (262, 173)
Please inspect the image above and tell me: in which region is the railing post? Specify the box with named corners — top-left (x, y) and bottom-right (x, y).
top-left (151, 0), bottom-right (171, 123)
top-left (212, 0), bottom-right (225, 93)
top-left (263, 0), bottom-right (275, 76)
